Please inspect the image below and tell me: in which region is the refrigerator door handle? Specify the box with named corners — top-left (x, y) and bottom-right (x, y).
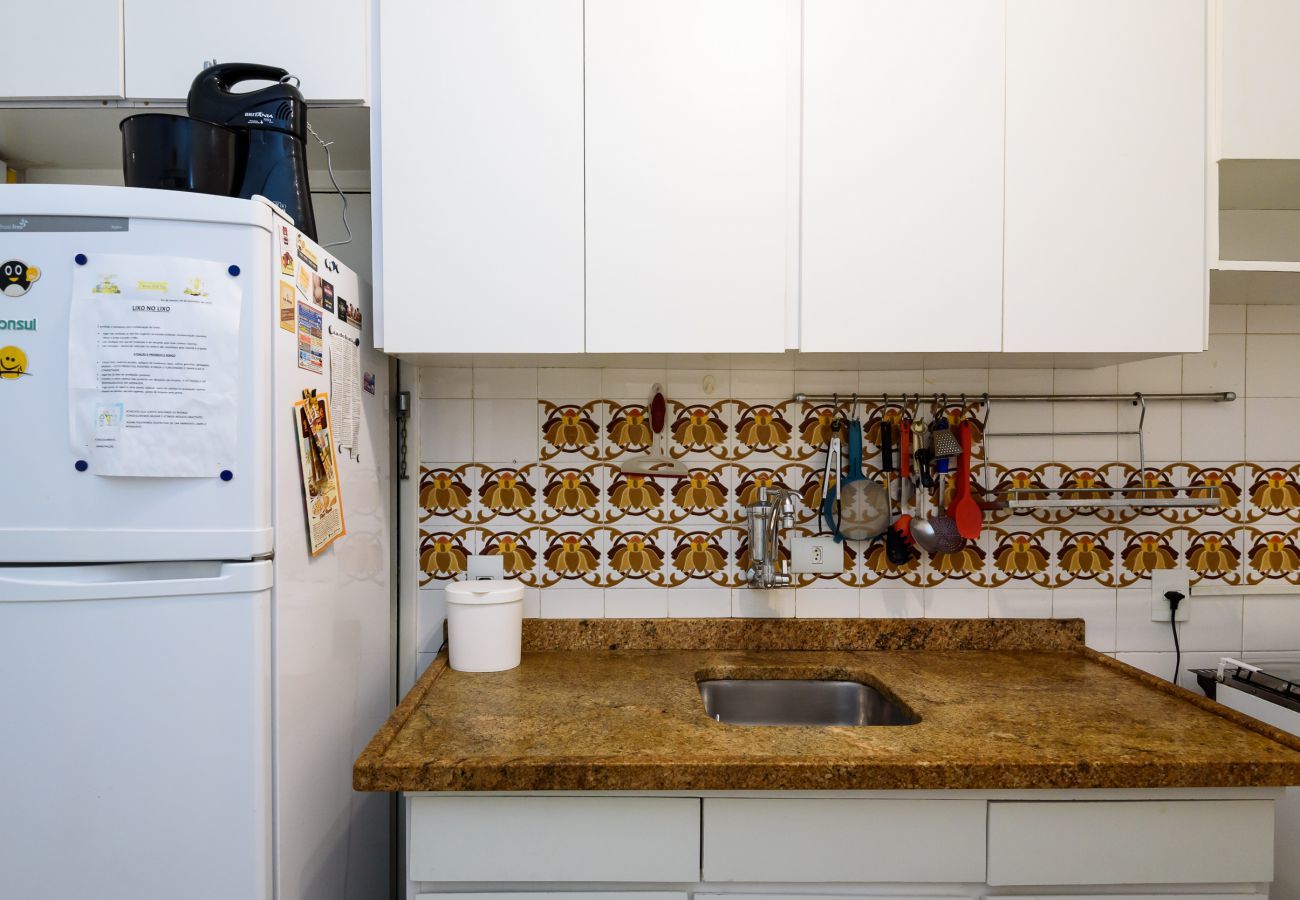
top-left (0, 559), bottom-right (273, 603)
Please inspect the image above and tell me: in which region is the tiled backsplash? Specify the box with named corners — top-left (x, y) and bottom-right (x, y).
top-left (414, 304), bottom-right (1300, 687)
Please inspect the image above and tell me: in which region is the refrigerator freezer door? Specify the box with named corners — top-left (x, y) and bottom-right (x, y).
top-left (0, 559), bottom-right (273, 900)
top-left (0, 185), bottom-right (275, 563)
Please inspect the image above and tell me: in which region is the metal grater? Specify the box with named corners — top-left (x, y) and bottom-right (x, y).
top-left (931, 422), bottom-right (960, 459)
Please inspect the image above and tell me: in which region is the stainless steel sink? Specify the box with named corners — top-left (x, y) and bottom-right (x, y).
top-left (698, 678), bottom-right (919, 726)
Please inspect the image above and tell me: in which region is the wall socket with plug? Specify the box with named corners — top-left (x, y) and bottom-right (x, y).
top-left (1149, 567), bottom-right (1192, 622)
top-left (790, 536), bottom-right (844, 574)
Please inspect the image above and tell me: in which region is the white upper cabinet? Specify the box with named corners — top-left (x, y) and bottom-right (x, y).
top-left (800, 0), bottom-right (1005, 353)
top-left (1002, 0), bottom-right (1207, 354)
top-left (584, 0), bottom-right (790, 353)
top-left (1, 1), bottom-right (123, 99)
top-left (122, 0), bottom-right (367, 102)
top-left (375, 0), bottom-right (585, 354)
top-left (1221, 0), bottom-right (1300, 159)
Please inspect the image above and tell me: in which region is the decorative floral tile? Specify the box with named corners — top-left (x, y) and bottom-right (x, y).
top-left (539, 400), bottom-right (605, 462)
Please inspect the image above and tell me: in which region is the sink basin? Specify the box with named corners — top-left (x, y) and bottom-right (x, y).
top-left (698, 678), bottom-right (919, 726)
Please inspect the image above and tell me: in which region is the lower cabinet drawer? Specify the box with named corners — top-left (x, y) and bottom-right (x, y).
top-left (986, 800), bottom-right (1274, 886)
top-left (409, 797), bottom-right (700, 883)
top-left (701, 798), bottom-right (987, 882)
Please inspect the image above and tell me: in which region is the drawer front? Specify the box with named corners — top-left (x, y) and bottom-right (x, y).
top-left (409, 797), bottom-right (700, 883)
top-left (987, 800), bottom-right (1273, 886)
top-left (702, 798), bottom-right (986, 883)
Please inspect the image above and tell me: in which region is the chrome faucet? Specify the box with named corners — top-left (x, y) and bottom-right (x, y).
top-left (744, 487), bottom-right (798, 588)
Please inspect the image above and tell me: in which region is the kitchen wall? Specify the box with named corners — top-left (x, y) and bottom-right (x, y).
top-left (414, 304), bottom-right (1300, 687)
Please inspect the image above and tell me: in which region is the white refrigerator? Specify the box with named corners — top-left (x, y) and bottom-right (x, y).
top-left (0, 185), bottom-right (393, 900)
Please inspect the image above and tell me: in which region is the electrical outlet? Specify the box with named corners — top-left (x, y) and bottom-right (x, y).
top-left (791, 536), bottom-right (844, 574)
top-left (1150, 567), bottom-right (1192, 622)
top-left (466, 555), bottom-right (505, 581)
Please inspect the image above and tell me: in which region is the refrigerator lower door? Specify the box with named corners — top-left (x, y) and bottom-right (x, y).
top-left (0, 559), bottom-right (273, 900)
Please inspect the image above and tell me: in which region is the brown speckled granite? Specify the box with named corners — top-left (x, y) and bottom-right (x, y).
top-left (354, 619), bottom-right (1300, 793)
top-left (520, 616), bottom-right (1085, 651)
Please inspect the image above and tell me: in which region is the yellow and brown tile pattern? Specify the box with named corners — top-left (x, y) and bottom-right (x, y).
top-left (418, 398), bottom-right (1300, 589)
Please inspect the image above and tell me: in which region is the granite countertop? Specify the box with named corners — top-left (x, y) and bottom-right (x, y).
top-left (354, 619), bottom-right (1300, 793)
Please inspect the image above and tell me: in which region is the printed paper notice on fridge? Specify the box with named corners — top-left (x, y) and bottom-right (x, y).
top-left (68, 254), bottom-right (241, 477)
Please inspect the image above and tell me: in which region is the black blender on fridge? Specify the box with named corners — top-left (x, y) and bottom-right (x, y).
top-left (120, 63), bottom-right (317, 240)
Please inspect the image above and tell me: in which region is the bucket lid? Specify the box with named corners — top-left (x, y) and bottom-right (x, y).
top-left (446, 579), bottom-right (524, 605)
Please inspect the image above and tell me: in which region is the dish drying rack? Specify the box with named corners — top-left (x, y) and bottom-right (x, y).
top-left (793, 389), bottom-right (1236, 513)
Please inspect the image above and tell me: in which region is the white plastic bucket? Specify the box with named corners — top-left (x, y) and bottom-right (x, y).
top-left (446, 579), bottom-right (524, 672)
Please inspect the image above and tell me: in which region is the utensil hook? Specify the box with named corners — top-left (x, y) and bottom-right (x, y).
top-left (1132, 392), bottom-right (1148, 477)
top-left (978, 393), bottom-right (992, 494)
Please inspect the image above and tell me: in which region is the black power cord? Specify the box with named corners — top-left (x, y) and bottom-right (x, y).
top-left (1166, 590), bottom-right (1186, 684)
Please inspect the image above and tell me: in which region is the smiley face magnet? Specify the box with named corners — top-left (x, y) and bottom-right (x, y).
top-left (1, 260), bottom-right (40, 297)
top-left (0, 345), bottom-right (28, 379)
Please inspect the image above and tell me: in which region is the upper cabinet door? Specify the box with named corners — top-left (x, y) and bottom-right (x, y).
top-left (1, 1), bottom-right (123, 99)
top-left (1221, 0), bottom-right (1300, 159)
top-left (122, 0), bottom-right (367, 102)
top-left (584, 0), bottom-right (790, 353)
top-left (800, 0), bottom-right (1005, 353)
top-left (375, 0), bottom-right (585, 354)
top-left (1003, 0), bottom-right (1207, 354)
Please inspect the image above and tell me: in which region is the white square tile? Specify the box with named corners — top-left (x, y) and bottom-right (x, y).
top-left (1118, 355), bottom-right (1182, 394)
top-left (604, 587), bottom-right (669, 618)
top-left (1181, 399), bottom-right (1245, 462)
top-left (733, 588), bottom-right (796, 618)
top-left (794, 370), bottom-right (859, 396)
top-left (1246, 398), bottom-right (1300, 458)
top-left (924, 588), bottom-right (989, 618)
top-left (732, 369), bottom-right (796, 399)
top-left (922, 368), bottom-right (989, 394)
top-left (1243, 594), bottom-right (1300, 652)
top-left (1053, 400), bottom-right (1118, 461)
top-left (989, 368), bottom-right (1053, 394)
top-left (1115, 650), bottom-right (1236, 690)
top-left (473, 399), bottom-right (539, 462)
top-left (474, 367), bottom-right (538, 399)
top-left (985, 400), bottom-right (1053, 464)
top-left (602, 368), bottom-right (667, 400)
top-left (1210, 304), bottom-right (1245, 334)
top-left (1183, 333), bottom-right (1245, 394)
top-left (539, 367), bottom-right (602, 400)
top-left (668, 588), bottom-right (732, 618)
top-left (520, 587), bottom-right (541, 619)
top-left (420, 366), bottom-right (472, 399)
top-left (419, 399), bottom-right (473, 461)
top-left (417, 588), bottom-right (447, 653)
top-left (859, 588), bottom-right (924, 618)
top-left (1054, 365), bottom-right (1118, 394)
top-left (415, 652), bottom-right (439, 678)
top-left (1119, 401), bottom-right (1180, 461)
top-left (539, 588), bottom-right (604, 619)
top-left (665, 369), bottom-right (730, 401)
top-left (1052, 588), bottom-right (1117, 652)
top-left (1247, 304), bottom-right (1300, 334)
top-left (1117, 590), bottom-right (1243, 653)
top-left (858, 369), bottom-right (924, 394)
top-left (989, 588), bottom-right (1052, 619)
top-left (1246, 334), bottom-right (1300, 398)
top-left (795, 588), bottom-right (859, 618)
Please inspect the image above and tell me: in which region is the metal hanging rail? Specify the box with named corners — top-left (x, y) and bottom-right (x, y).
top-left (793, 391), bottom-right (1236, 404)
top-left (793, 389), bottom-right (1236, 513)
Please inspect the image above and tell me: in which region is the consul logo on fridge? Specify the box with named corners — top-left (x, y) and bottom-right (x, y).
top-left (0, 317), bottom-right (36, 331)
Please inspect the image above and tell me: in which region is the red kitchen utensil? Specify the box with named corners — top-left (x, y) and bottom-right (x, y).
top-left (948, 420), bottom-right (982, 540)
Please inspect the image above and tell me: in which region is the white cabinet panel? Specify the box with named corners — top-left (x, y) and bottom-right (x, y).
top-left (987, 800), bottom-right (1273, 886)
top-left (800, 0), bottom-right (1004, 353)
top-left (702, 798), bottom-right (986, 883)
top-left (375, 0), bottom-right (585, 354)
top-left (409, 797), bottom-right (700, 882)
top-left (1, 1), bottom-right (123, 99)
top-left (1002, 0), bottom-right (1207, 354)
top-left (1221, 0), bottom-right (1300, 159)
top-left (584, 0), bottom-right (789, 353)
top-left (123, 0), bottom-right (367, 101)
